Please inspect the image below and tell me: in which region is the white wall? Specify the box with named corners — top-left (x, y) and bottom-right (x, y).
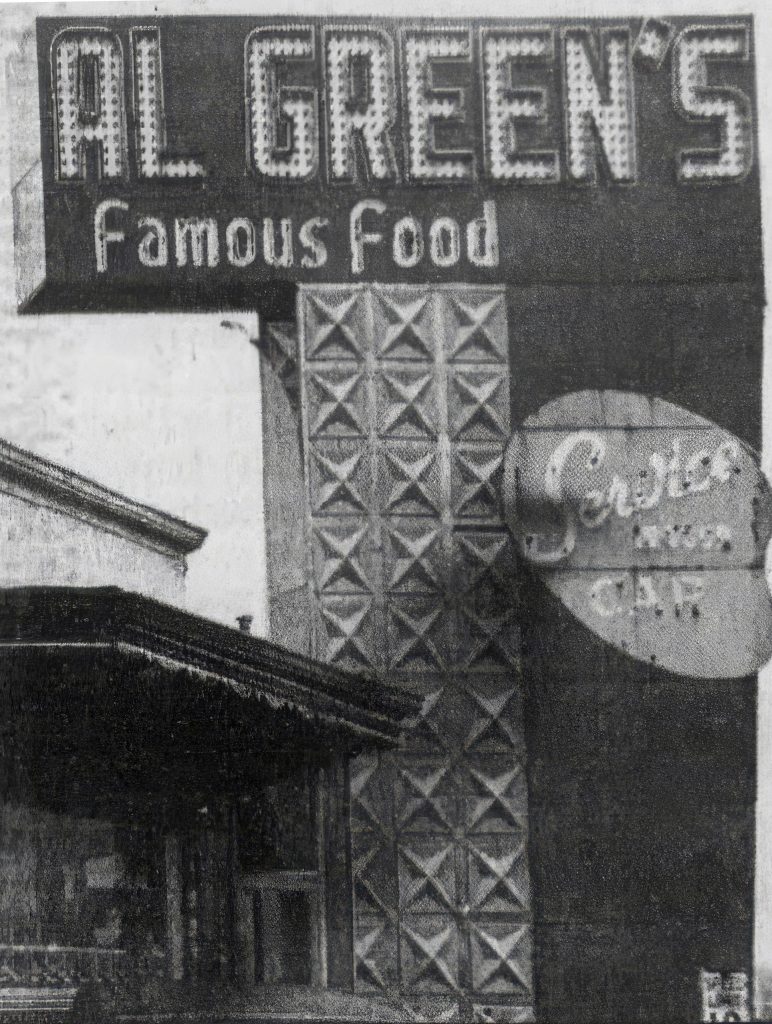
top-left (0, 489), bottom-right (186, 603)
top-left (0, 8), bottom-right (267, 632)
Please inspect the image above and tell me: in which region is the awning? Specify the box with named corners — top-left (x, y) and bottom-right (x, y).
top-left (0, 586), bottom-right (421, 818)
top-left (0, 586), bottom-right (419, 746)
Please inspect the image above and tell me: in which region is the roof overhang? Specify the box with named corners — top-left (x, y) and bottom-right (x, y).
top-left (0, 586), bottom-right (421, 749)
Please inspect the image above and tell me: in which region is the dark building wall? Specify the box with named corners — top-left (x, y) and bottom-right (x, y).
top-left (501, 52), bottom-right (762, 1018)
top-left (507, 283), bottom-right (763, 446)
top-left (257, 273), bottom-right (763, 1020)
top-left (493, 20), bottom-right (761, 1015)
top-left (521, 581), bottom-right (756, 1022)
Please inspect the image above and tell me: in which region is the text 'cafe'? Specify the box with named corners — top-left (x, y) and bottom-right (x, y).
top-left (10, 14), bottom-right (768, 1024)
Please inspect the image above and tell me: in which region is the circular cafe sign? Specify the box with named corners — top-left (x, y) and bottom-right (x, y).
top-left (503, 390), bottom-right (772, 678)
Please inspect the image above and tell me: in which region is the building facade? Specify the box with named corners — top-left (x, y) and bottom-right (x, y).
top-left (0, 441), bottom-right (420, 1020)
top-left (9, 13), bottom-right (766, 1022)
top-left (0, 436), bottom-right (205, 601)
top-left (260, 280), bottom-right (760, 1022)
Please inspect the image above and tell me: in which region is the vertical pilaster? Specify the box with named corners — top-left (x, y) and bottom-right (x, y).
top-left (297, 284), bottom-right (533, 1022)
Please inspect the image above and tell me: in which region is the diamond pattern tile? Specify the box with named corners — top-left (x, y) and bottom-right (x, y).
top-left (384, 522), bottom-right (444, 594)
top-left (318, 594), bottom-right (377, 670)
top-left (305, 290), bottom-right (367, 360)
top-left (445, 293), bottom-right (509, 364)
top-left (353, 834), bottom-right (399, 915)
top-left (377, 366), bottom-right (439, 439)
top-left (297, 285), bottom-right (532, 1015)
top-left (461, 681), bottom-right (526, 756)
top-left (470, 923), bottom-right (533, 998)
top-left (306, 366), bottom-right (367, 437)
top-left (387, 596), bottom-right (451, 673)
top-left (399, 836), bottom-right (458, 914)
top-left (458, 606), bottom-right (520, 672)
top-left (451, 531), bottom-right (517, 612)
top-left (313, 519), bottom-right (372, 594)
top-left (400, 916), bottom-right (461, 994)
top-left (381, 444), bottom-right (442, 517)
top-left (450, 446), bottom-right (505, 520)
top-left (355, 914), bottom-right (398, 993)
top-left (449, 369), bottom-right (509, 441)
top-left (309, 440), bottom-right (371, 516)
top-left (462, 761), bottom-right (529, 835)
top-left (350, 753), bottom-right (395, 834)
top-left (468, 835), bottom-right (531, 915)
top-left (396, 757), bottom-right (457, 834)
top-left (406, 682), bottom-right (477, 756)
top-left (372, 288), bottom-right (435, 361)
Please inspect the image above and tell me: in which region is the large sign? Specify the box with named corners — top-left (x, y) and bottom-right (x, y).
top-left (504, 391), bottom-right (772, 678)
top-left (16, 16), bottom-right (759, 310)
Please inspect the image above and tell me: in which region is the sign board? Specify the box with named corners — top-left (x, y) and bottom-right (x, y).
top-left (700, 970), bottom-right (750, 1022)
top-left (15, 16), bottom-right (759, 311)
top-left (504, 391), bottom-right (772, 678)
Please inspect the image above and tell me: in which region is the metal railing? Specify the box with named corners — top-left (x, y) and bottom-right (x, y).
top-left (0, 943), bottom-right (127, 988)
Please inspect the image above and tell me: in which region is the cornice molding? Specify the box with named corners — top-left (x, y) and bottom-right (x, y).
top-left (0, 438), bottom-right (207, 557)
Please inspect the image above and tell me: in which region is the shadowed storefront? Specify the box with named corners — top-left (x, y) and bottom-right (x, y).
top-left (0, 440), bottom-right (420, 1021)
top-left (0, 586), bottom-right (421, 1022)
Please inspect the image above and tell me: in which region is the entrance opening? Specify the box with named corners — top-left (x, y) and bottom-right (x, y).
top-left (237, 871), bottom-right (324, 989)
top-left (253, 888), bottom-right (312, 985)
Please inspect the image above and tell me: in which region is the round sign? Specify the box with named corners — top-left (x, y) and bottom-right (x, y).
top-left (504, 390), bottom-right (772, 678)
